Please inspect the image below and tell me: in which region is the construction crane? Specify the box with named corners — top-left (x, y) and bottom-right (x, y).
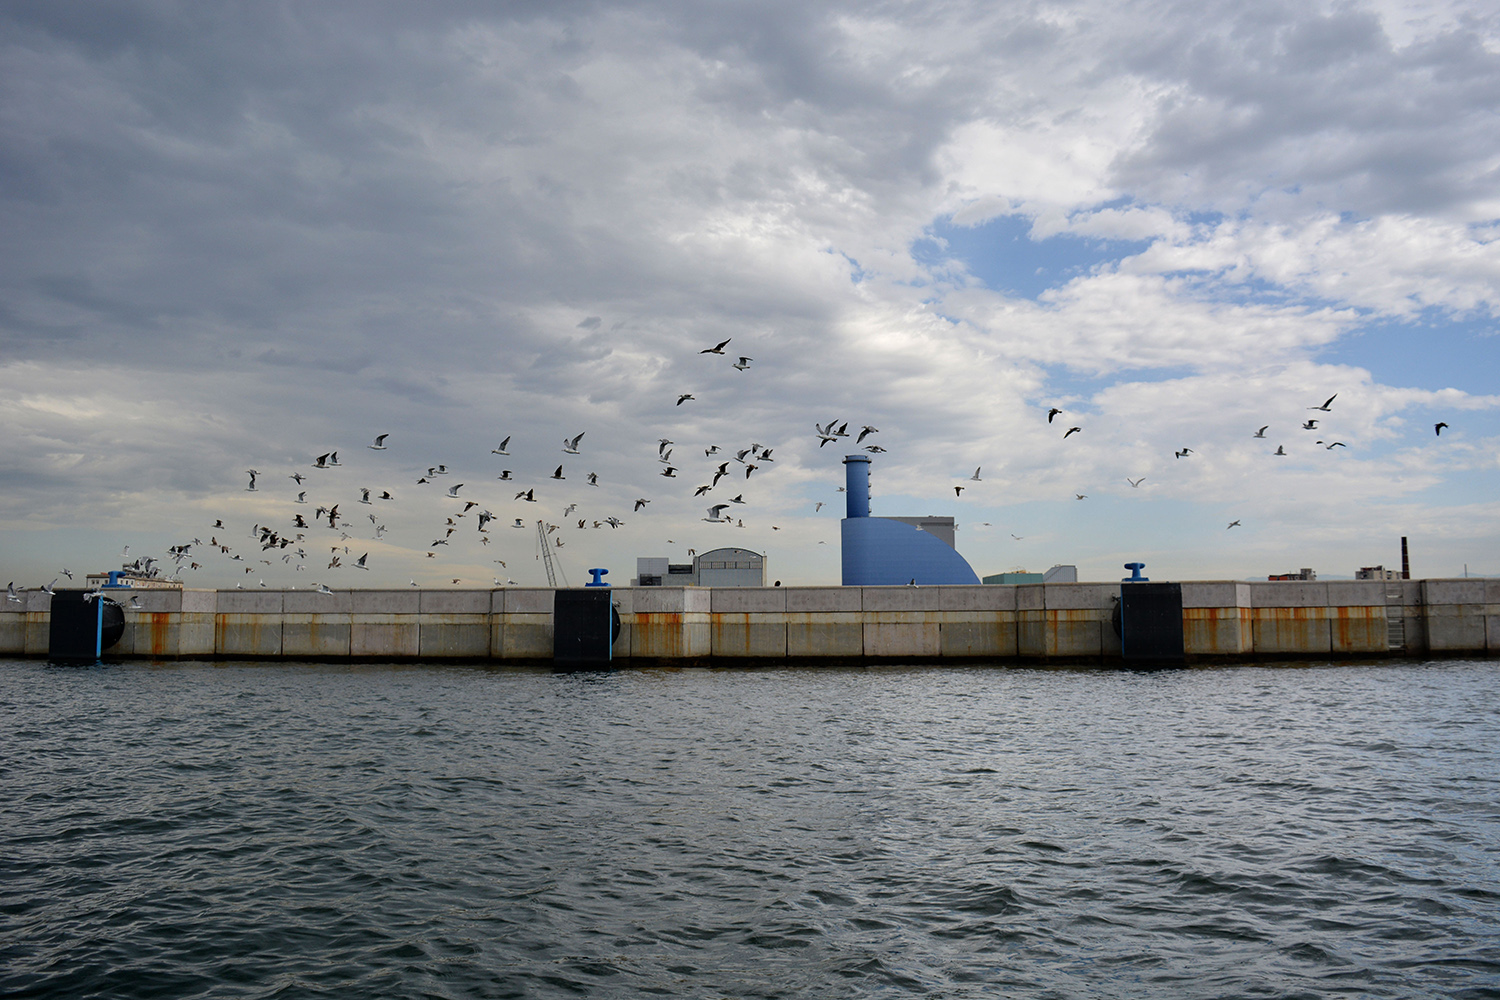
top-left (535, 520), bottom-right (569, 587)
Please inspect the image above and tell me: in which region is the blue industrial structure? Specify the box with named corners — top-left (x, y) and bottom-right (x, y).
top-left (840, 455), bottom-right (981, 586)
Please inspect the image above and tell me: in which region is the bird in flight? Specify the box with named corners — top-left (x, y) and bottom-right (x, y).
top-left (1075, 494), bottom-right (1087, 500)
top-left (447, 483), bottom-right (465, 497)
top-left (1302, 419), bottom-right (1318, 430)
top-left (497, 470), bottom-right (513, 480)
top-left (1435, 422), bottom-right (1448, 435)
top-left (703, 504), bottom-right (730, 522)
top-left (1309, 394), bottom-right (1337, 411)
top-left (1127, 478), bottom-right (1145, 488)
top-left (969, 468), bottom-right (982, 481)
top-left (700, 338), bottom-right (731, 354)
top-left (676, 394), bottom-right (694, 406)
top-left (1323, 441), bottom-right (1347, 449)
top-left (246, 470), bottom-right (259, 491)
top-left (857, 425), bottom-right (879, 443)
top-left (954, 486), bottom-right (964, 496)
top-left (732, 356), bottom-right (753, 371)
top-left (312, 453), bottom-right (330, 469)
top-left (563, 432), bottom-right (584, 455)
top-left (515, 488), bottom-right (534, 502)
top-left (1047, 407), bottom-right (1062, 423)
top-left (1253, 426), bottom-right (1268, 438)
top-left (491, 436), bottom-right (511, 455)
top-left (1227, 520), bottom-right (1241, 529)
top-left (660, 466), bottom-right (677, 478)
top-left (1063, 426), bottom-right (1081, 438)
top-left (368, 434), bottom-right (389, 450)
top-left (587, 472), bottom-right (598, 486)
top-left (865, 445), bottom-right (886, 453)
top-left (550, 466), bottom-right (566, 480)
top-left (1274, 445), bottom-right (1286, 455)
top-left (1175, 448), bottom-right (1193, 458)
top-left (634, 498), bottom-right (651, 511)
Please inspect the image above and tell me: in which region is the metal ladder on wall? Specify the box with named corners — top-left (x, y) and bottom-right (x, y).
top-left (1385, 583), bottom-right (1406, 653)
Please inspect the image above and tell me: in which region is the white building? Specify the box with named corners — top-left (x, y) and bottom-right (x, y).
top-left (634, 547), bottom-right (766, 587)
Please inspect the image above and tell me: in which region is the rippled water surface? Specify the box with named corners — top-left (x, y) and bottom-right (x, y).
top-left (2, 659), bottom-right (1498, 999)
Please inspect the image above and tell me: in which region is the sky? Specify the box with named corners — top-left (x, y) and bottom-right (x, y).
top-left (2, 0), bottom-right (1498, 591)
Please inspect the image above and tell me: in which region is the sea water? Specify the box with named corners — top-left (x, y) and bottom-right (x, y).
top-left (1, 659), bottom-right (1497, 999)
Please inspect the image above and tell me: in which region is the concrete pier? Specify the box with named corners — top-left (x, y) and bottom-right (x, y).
top-left (3, 580), bottom-right (1497, 663)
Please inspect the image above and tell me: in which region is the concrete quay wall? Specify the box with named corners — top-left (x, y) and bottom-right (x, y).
top-left (2, 580), bottom-right (1497, 663)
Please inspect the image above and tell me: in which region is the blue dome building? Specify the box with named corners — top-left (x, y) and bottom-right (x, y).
top-left (840, 454), bottom-right (980, 586)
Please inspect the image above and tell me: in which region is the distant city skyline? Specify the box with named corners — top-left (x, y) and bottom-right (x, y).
top-left (2, 1), bottom-right (1496, 589)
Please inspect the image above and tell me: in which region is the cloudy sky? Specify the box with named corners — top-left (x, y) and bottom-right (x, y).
top-left (2, 0), bottom-right (1497, 590)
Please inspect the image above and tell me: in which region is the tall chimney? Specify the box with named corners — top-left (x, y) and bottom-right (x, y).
top-left (1400, 536), bottom-right (1410, 580)
top-left (843, 454), bottom-right (871, 519)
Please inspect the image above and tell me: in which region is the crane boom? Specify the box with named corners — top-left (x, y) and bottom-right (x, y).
top-left (536, 520), bottom-right (558, 587)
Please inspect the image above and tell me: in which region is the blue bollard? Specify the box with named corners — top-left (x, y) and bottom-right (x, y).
top-left (585, 568), bottom-right (610, 587)
top-left (1122, 562), bottom-right (1149, 582)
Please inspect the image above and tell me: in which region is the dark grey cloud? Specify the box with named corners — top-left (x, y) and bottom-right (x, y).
top-left (1111, 1), bottom-right (1500, 217)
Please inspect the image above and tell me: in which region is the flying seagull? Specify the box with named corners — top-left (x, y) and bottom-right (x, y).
top-left (1047, 407), bottom-right (1063, 423)
top-left (954, 486), bottom-right (964, 496)
top-left (1435, 422), bottom-right (1448, 435)
top-left (700, 338), bottom-right (731, 354)
top-left (634, 498), bottom-right (651, 511)
top-left (1127, 478), bottom-right (1145, 488)
top-left (969, 468), bottom-right (982, 481)
top-left (732, 357), bottom-right (753, 371)
top-left (563, 432), bottom-right (585, 454)
top-left (491, 436), bottom-right (511, 455)
top-left (703, 504), bottom-right (730, 522)
top-left (1175, 448), bottom-right (1193, 458)
top-left (1310, 394), bottom-right (1337, 411)
top-left (1274, 445), bottom-right (1286, 456)
top-left (1253, 426), bottom-right (1268, 438)
top-left (1063, 426), bottom-right (1081, 438)
top-left (446, 483), bottom-right (465, 497)
top-left (857, 425), bottom-right (879, 443)
top-left (1302, 419), bottom-right (1318, 430)
top-left (676, 394), bottom-right (695, 406)
top-left (587, 472), bottom-right (598, 486)
top-left (550, 466), bottom-right (566, 480)
top-left (368, 434), bottom-right (389, 450)
top-left (246, 470), bottom-right (259, 491)
top-left (1227, 520), bottom-right (1241, 529)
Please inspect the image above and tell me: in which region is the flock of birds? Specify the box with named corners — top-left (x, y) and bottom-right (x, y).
top-left (6, 348), bottom-right (1465, 596)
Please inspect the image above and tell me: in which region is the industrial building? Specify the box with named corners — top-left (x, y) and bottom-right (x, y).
top-left (633, 547), bottom-right (766, 587)
top-left (840, 454), bottom-right (980, 586)
top-left (983, 565), bottom-right (1077, 585)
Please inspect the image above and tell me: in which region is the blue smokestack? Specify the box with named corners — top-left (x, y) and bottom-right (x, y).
top-left (843, 454), bottom-right (871, 518)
